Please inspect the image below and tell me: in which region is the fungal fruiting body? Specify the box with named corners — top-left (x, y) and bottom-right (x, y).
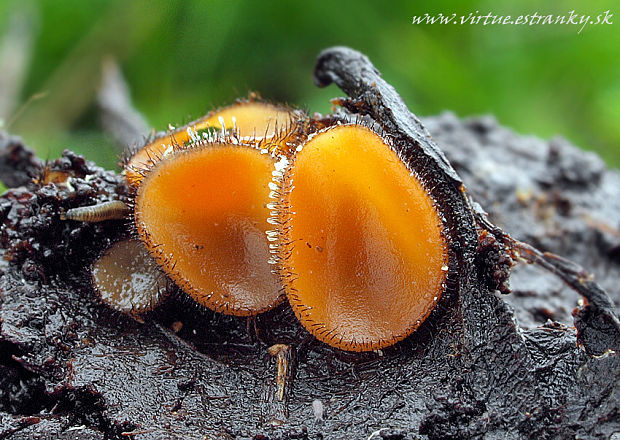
top-left (273, 124), bottom-right (449, 351)
top-left (134, 142), bottom-right (283, 316)
top-left (35, 168), bottom-right (72, 186)
top-left (92, 238), bottom-right (169, 320)
top-left (125, 101), bottom-right (297, 186)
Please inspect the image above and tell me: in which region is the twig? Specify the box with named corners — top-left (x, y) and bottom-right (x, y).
top-left (473, 203), bottom-right (620, 331)
top-left (261, 344), bottom-right (295, 426)
top-left (97, 58), bottom-right (150, 151)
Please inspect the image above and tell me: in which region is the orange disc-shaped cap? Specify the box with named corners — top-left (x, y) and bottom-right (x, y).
top-left (125, 101), bottom-right (296, 186)
top-left (276, 124), bottom-right (449, 351)
top-left (134, 143), bottom-right (283, 316)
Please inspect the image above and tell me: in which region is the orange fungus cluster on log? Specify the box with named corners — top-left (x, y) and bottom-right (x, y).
top-left (88, 98), bottom-right (450, 351)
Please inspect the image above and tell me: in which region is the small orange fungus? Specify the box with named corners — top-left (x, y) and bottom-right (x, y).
top-left (92, 238), bottom-right (169, 320)
top-left (125, 101), bottom-right (296, 186)
top-left (134, 143), bottom-right (283, 316)
top-left (36, 168), bottom-right (72, 186)
top-left (274, 124), bottom-right (449, 351)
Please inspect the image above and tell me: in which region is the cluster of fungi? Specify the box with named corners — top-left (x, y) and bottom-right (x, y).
top-left (67, 47), bottom-right (617, 353)
top-left (83, 97), bottom-right (449, 353)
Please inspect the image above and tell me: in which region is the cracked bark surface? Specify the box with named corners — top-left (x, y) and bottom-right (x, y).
top-left (0, 47), bottom-right (618, 439)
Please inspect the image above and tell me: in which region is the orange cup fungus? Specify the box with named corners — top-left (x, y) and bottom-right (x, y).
top-left (119, 99), bottom-right (448, 351)
top-left (125, 101), bottom-right (297, 186)
top-left (271, 124), bottom-right (449, 351)
top-left (133, 142), bottom-right (284, 316)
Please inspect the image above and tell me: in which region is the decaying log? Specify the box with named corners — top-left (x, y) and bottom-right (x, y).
top-left (0, 47), bottom-right (618, 439)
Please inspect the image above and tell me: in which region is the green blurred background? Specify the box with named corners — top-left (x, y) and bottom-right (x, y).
top-left (0, 0), bottom-right (618, 182)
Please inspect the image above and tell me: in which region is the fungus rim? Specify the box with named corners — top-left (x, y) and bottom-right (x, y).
top-left (123, 99), bottom-right (306, 186)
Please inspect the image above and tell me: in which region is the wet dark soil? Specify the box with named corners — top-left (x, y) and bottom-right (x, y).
top-left (0, 48), bottom-right (618, 439)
